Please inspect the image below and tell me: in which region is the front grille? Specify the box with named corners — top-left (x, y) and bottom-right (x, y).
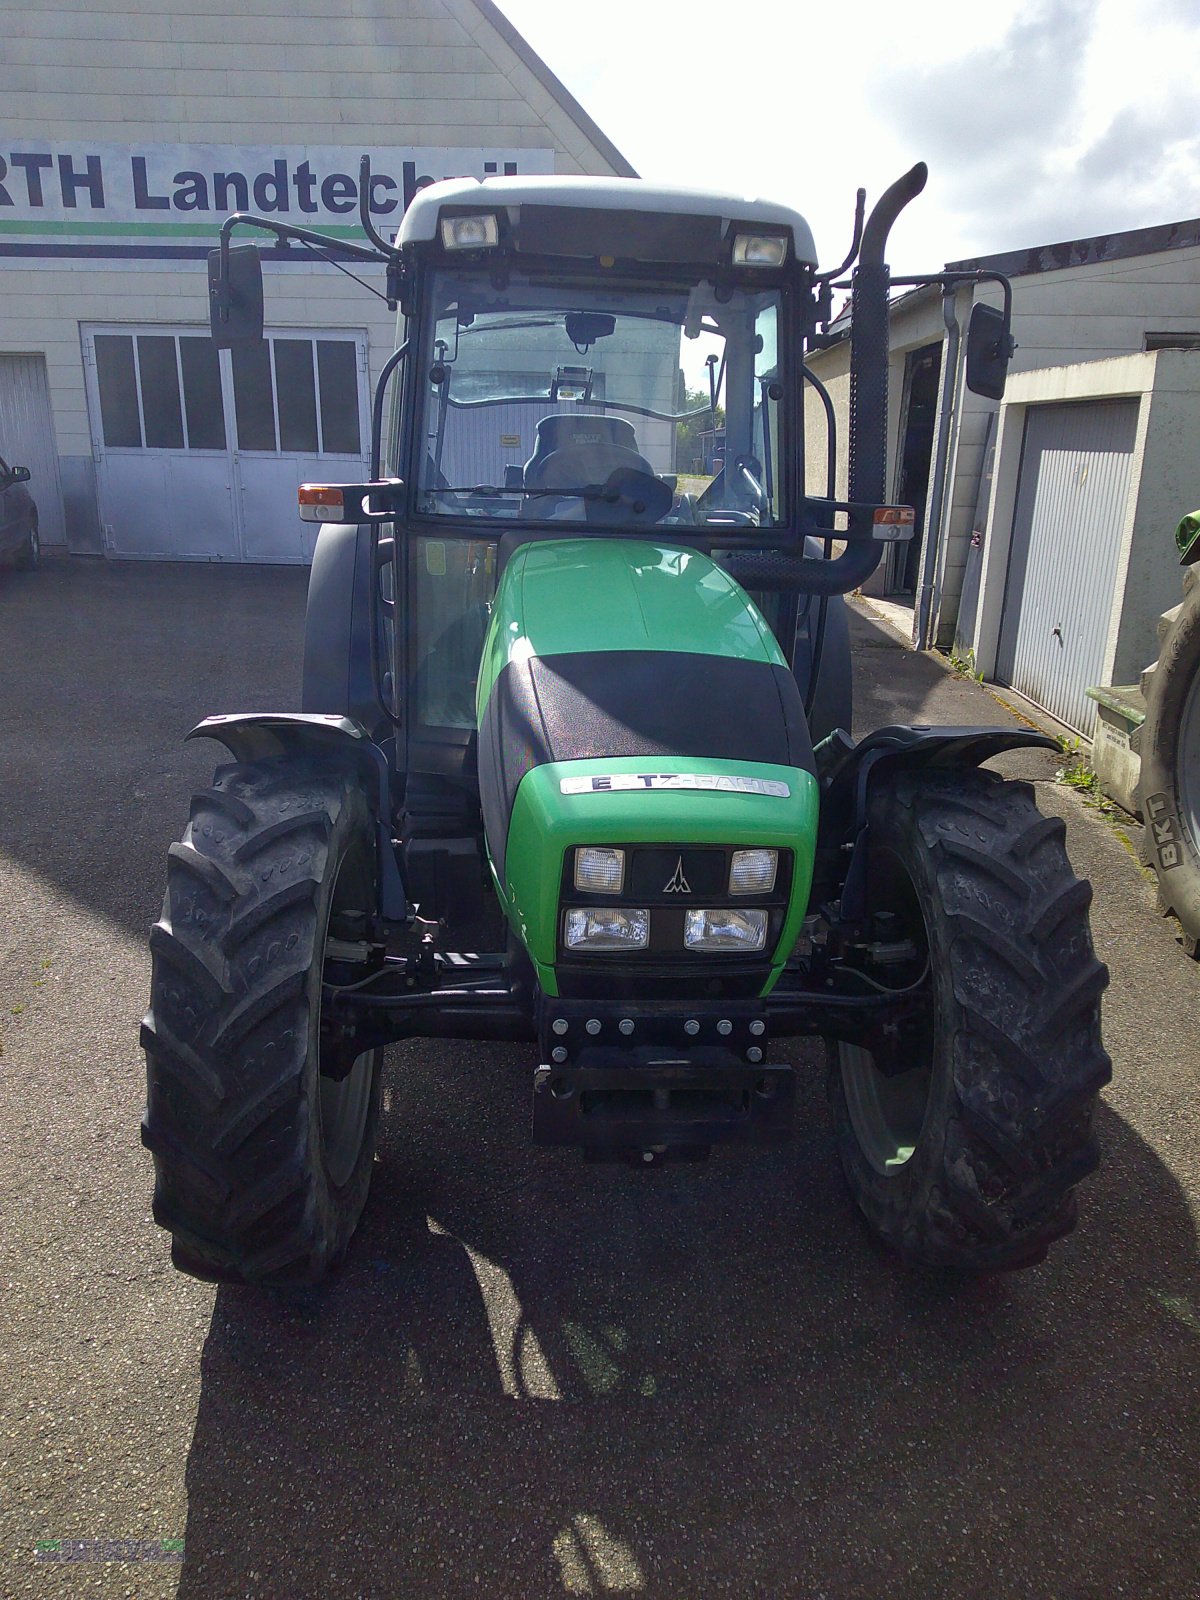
top-left (628, 847), bottom-right (728, 898)
top-left (557, 842), bottom-right (794, 970)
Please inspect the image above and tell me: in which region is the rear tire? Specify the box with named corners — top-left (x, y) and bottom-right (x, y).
top-left (141, 757), bottom-right (382, 1286)
top-left (15, 511), bottom-right (38, 571)
top-left (829, 768), bottom-right (1110, 1270)
top-left (1138, 566), bottom-right (1200, 955)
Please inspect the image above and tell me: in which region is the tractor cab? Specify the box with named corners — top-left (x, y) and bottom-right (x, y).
top-left (388, 177), bottom-right (815, 749)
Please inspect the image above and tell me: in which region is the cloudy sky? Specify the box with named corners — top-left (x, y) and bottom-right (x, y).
top-left (499, 0), bottom-right (1200, 271)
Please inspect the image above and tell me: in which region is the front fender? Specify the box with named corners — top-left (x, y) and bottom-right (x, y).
top-left (813, 724), bottom-right (1059, 924)
top-left (187, 711), bottom-right (374, 766)
top-left (187, 713), bottom-right (406, 920)
top-left (817, 723), bottom-right (1058, 830)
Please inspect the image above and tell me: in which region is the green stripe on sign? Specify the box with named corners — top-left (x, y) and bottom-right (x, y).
top-left (0, 219), bottom-right (369, 239)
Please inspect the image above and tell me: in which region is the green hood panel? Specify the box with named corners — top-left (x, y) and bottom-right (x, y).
top-left (498, 755), bottom-right (820, 996)
top-left (477, 538), bottom-right (786, 717)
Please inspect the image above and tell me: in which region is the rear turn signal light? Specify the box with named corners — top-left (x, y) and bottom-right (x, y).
top-left (298, 485), bottom-right (346, 523)
top-left (872, 505), bottom-right (916, 541)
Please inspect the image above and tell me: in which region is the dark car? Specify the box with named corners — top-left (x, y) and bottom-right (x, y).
top-left (0, 457), bottom-right (38, 570)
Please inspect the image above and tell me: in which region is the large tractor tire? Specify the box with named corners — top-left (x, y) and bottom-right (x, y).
top-left (141, 757), bottom-right (383, 1286)
top-left (15, 509), bottom-right (38, 571)
top-left (1138, 566), bottom-right (1200, 956)
top-left (829, 768), bottom-right (1110, 1271)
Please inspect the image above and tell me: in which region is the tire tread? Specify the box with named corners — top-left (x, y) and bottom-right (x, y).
top-left (142, 758), bottom-right (379, 1286)
top-left (831, 768), bottom-right (1111, 1271)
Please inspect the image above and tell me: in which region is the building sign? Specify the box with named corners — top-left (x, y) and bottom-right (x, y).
top-left (0, 142), bottom-right (555, 259)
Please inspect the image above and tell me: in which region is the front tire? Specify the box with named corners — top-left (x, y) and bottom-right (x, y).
top-left (829, 769), bottom-right (1111, 1270)
top-left (141, 757), bottom-right (382, 1286)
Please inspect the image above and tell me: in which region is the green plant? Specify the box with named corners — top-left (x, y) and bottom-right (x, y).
top-left (1054, 736), bottom-right (1116, 815)
top-left (948, 646), bottom-right (983, 682)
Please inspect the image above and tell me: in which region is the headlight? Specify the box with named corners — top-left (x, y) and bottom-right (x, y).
top-left (564, 907), bottom-right (649, 951)
top-left (574, 846), bottom-right (625, 894)
top-left (439, 213), bottom-right (500, 250)
top-left (684, 908), bottom-right (768, 952)
top-left (731, 232), bottom-right (788, 267)
top-left (729, 848), bottom-right (777, 894)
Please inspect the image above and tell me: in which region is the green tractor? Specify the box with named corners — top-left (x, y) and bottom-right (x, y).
top-left (142, 160), bottom-right (1110, 1285)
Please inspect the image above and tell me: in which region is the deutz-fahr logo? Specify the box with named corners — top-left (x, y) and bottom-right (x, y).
top-left (663, 857), bottom-right (692, 893)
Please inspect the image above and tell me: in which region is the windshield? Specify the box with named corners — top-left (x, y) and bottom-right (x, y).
top-left (413, 271), bottom-right (786, 530)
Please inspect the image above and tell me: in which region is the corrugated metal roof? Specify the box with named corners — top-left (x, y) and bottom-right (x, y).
top-left (948, 216), bottom-right (1200, 278)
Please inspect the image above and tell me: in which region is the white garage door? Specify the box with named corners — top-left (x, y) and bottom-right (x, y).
top-left (0, 353), bottom-right (66, 547)
top-left (995, 398), bottom-right (1138, 736)
top-left (83, 326), bottom-right (369, 562)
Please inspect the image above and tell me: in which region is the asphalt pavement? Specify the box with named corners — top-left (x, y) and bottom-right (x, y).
top-left (1, 558), bottom-right (1198, 1599)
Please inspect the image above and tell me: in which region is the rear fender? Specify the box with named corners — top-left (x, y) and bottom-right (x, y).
top-left (187, 712), bottom-right (407, 920)
top-left (301, 519), bottom-right (391, 736)
top-left (815, 724), bottom-right (1059, 925)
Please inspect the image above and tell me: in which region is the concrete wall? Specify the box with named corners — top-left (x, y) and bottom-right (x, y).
top-left (971, 350), bottom-right (1200, 700)
top-left (0, 0), bottom-right (630, 550)
top-left (933, 249), bottom-right (1200, 640)
top-left (803, 290), bottom-right (950, 599)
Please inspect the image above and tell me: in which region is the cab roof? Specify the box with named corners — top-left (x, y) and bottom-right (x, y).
top-left (397, 174), bottom-right (818, 267)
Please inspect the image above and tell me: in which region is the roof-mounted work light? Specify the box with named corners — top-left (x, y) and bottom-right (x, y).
top-left (731, 232), bottom-right (788, 267)
top-left (439, 213), bottom-right (500, 251)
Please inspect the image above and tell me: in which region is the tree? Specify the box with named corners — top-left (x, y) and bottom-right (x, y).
top-left (674, 376), bottom-right (724, 474)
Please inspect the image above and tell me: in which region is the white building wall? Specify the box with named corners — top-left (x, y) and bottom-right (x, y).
top-left (807, 240), bottom-right (1200, 641)
top-left (925, 244), bottom-right (1200, 641)
top-left (972, 351), bottom-right (1200, 699)
top-left (0, 0), bottom-right (631, 552)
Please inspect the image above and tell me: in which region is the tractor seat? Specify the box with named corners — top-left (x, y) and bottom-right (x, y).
top-left (522, 414), bottom-right (659, 517)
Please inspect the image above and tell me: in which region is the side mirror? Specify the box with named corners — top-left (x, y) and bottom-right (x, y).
top-left (965, 303), bottom-right (1014, 400)
top-left (1, 464), bottom-right (31, 489)
top-left (208, 243), bottom-right (264, 347)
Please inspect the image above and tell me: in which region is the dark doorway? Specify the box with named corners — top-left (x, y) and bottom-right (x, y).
top-left (889, 342), bottom-right (942, 594)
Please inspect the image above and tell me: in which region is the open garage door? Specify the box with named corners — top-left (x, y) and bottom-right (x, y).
top-left (83, 326), bottom-right (369, 562)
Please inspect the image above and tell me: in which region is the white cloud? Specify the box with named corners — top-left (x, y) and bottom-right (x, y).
top-left (497, 0), bottom-right (1200, 267)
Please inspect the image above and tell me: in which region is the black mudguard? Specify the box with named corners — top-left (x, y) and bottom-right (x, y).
top-left (187, 712), bottom-right (407, 920)
top-left (301, 519), bottom-right (389, 736)
top-left (812, 723), bottom-right (1059, 923)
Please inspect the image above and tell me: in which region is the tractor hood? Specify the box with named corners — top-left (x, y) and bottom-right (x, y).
top-left (477, 537), bottom-right (795, 682)
top-left (475, 542), bottom-right (815, 847)
top-left (475, 538), bottom-right (820, 994)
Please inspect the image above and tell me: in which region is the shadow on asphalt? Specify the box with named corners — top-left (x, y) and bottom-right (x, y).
top-left (176, 1058), bottom-right (1200, 1598)
top-left (0, 558), bottom-right (309, 945)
